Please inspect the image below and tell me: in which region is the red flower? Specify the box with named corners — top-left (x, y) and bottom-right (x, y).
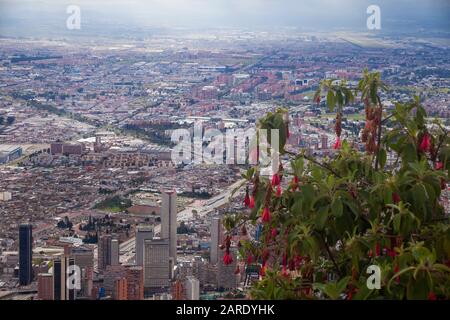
top-left (243, 194), bottom-right (250, 207)
top-left (419, 133), bottom-right (431, 153)
top-left (276, 185), bottom-right (282, 197)
top-left (260, 264), bottom-right (266, 278)
top-left (262, 207), bottom-right (271, 223)
top-left (368, 250), bottom-right (373, 258)
top-left (249, 196), bottom-right (255, 209)
top-left (387, 247), bottom-right (397, 258)
top-left (314, 95), bottom-right (321, 104)
top-left (294, 255), bottom-right (303, 269)
top-left (375, 242), bottom-right (381, 257)
top-left (281, 266), bottom-right (289, 278)
top-left (223, 251), bottom-right (233, 265)
top-left (247, 255), bottom-right (253, 264)
top-left (333, 137), bottom-right (341, 150)
top-left (234, 266), bottom-right (240, 275)
top-left (271, 173), bottom-right (280, 187)
top-left (428, 291), bottom-right (437, 300)
top-left (435, 162), bottom-right (444, 170)
top-left (291, 176), bottom-right (299, 191)
top-left (271, 228), bottom-right (278, 238)
top-left (392, 192), bottom-right (401, 204)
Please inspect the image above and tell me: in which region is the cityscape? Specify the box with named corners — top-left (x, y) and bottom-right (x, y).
top-left (0, 0), bottom-right (449, 302)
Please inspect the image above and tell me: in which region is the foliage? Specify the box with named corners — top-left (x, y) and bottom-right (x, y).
top-left (224, 70), bottom-right (450, 300)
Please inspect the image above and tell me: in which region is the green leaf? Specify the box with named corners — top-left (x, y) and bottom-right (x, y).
top-left (327, 90), bottom-right (336, 111)
top-left (331, 198), bottom-right (343, 217)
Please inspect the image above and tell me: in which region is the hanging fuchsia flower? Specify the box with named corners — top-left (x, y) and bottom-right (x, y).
top-left (419, 133), bottom-right (431, 153)
top-left (260, 263), bottom-right (266, 277)
top-left (435, 162), bottom-right (444, 170)
top-left (271, 173), bottom-right (280, 187)
top-left (223, 251), bottom-right (233, 265)
top-left (244, 194), bottom-right (250, 207)
top-left (333, 137), bottom-right (342, 150)
top-left (393, 192), bottom-right (401, 203)
top-left (249, 196), bottom-right (255, 209)
top-left (375, 242), bottom-right (381, 257)
top-left (234, 265), bottom-right (240, 275)
top-left (392, 192), bottom-right (401, 204)
top-left (247, 254), bottom-right (253, 265)
top-left (271, 228), bottom-right (278, 239)
top-left (276, 185), bottom-right (282, 197)
top-left (262, 207), bottom-right (271, 223)
top-left (281, 265), bottom-right (289, 278)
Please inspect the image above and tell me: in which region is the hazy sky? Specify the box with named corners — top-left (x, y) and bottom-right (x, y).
top-left (0, 0), bottom-right (449, 36)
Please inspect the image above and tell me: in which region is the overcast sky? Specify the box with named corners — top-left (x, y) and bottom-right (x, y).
top-left (0, 0), bottom-right (449, 36)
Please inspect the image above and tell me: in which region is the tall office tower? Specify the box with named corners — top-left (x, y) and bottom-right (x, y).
top-left (72, 245), bottom-right (94, 298)
top-left (171, 280), bottom-right (185, 300)
top-left (103, 265), bottom-right (127, 299)
top-left (98, 234), bottom-right (119, 271)
top-left (321, 135), bottom-right (328, 150)
top-left (111, 239), bottom-right (120, 266)
top-left (185, 276), bottom-right (200, 300)
top-left (19, 224), bottom-right (33, 286)
top-left (210, 217), bottom-right (223, 264)
top-left (161, 189), bottom-right (177, 264)
top-left (115, 278), bottom-right (128, 300)
top-left (37, 273), bottom-right (54, 300)
top-left (53, 253), bottom-right (76, 300)
top-left (135, 225), bottom-right (154, 266)
top-left (143, 238), bottom-right (170, 290)
top-left (126, 266), bottom-right (144, 300)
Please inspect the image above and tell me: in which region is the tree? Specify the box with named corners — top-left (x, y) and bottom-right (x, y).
top-left (223, 70), bottom-right (450, 300)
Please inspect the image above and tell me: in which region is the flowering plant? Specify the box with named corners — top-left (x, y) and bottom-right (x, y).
top-left (223, 70), bottom-right (450, 300)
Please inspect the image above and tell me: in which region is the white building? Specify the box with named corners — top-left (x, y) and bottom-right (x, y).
top-left (185, 276), bottom-right (200, 300)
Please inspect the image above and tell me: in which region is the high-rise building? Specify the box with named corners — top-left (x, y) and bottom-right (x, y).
top-left (103, 265), bottom-right (127, 299)
top-left (111, 239), bottom-right (120, 266)
top-left (135, 225), bottom-right (154, 266)
top-left (126, 266), bottom-right (144, 300)
top-left (98, 234), bottom-right (119, 271)
top-left (37, 273), bottom-right (54, 300)
top-left (171, 280), bottom-right (185, 300)
top-left (185, 276), bottom-right (200, 300)
top-left (19, 224), bottom-right (33, 286)
top-left (143, 238), bottom-right (170, 290)
top-left (53, 253), bottom-right (76, 300)
top-left (115, 278), bottom-right (128, 300)
top-left (321, 135), bottom-right (328, 149)
top-left (72, 245), bottom-right (94, 299)
top-left (210, 217), bottom-right (223, 264)
top-left (161, 190), bottom-right (177, 264)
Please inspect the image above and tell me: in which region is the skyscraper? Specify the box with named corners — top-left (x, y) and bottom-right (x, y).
top-left (53, 253), bottom-right (76, 300)
top-left (210, 217), bottom-right (223, 264)
top-left (143, 238), bottom-right (170, 290)
top-left (37, 273), bottom-right (54, 300)
top-left (126, 266), bottom-right (144, 300)
top-left (111, 239), bottom-right (120, 266)
top-left (98, 234), bottom-right (119, 271)
top-left (19, 224), bottom-right (32, 286)
top-left (161, 190), bottom-right (177, 264)
top-left (185, 276), bottom-right (200, 300)
top-left (135, 225), bottom-right (154, 266)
